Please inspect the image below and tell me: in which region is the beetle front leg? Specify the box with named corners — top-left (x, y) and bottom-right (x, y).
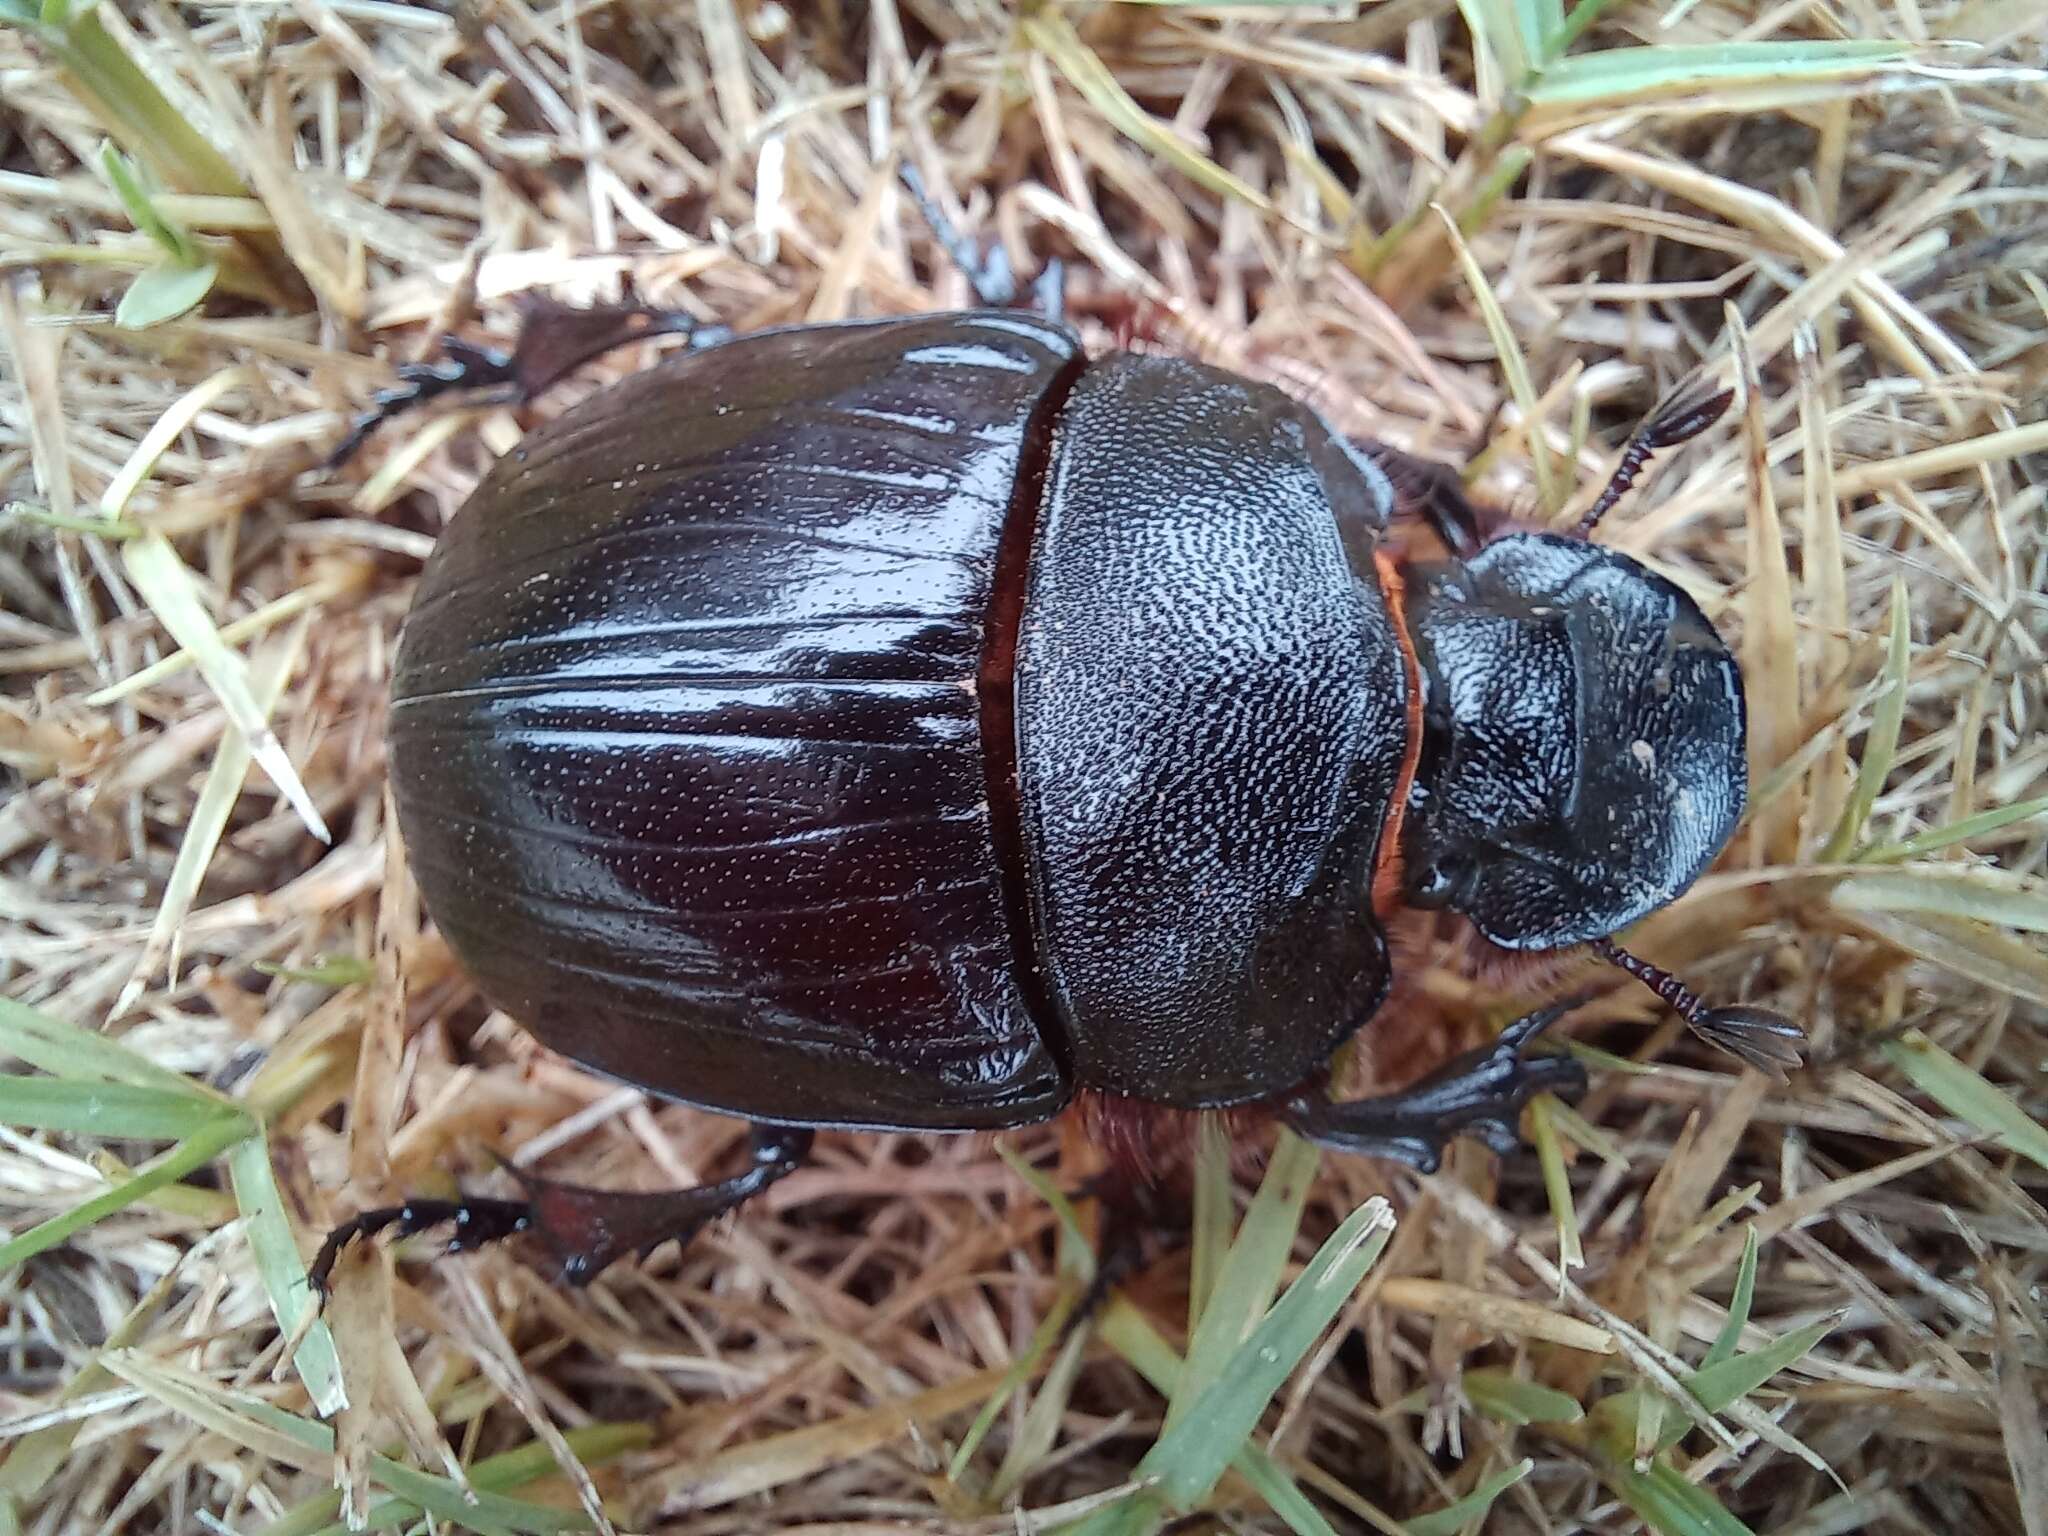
top-left (310, 1123), bottom-right (812, 1292)
top-left (900, 163), bottom-right (1065, 322)
top-left (1280, 1001), bottom-right (1588, 1173)
top-left (327, 292), bottom-right (732, 466)
top-left (1352, 438), bottom-right (1501, 559)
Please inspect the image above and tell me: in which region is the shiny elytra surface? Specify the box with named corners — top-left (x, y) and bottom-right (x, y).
top-left (389, 313), bottom-right (1082, 1130)
top-left (392, 310), bottom-right (1424, 1130)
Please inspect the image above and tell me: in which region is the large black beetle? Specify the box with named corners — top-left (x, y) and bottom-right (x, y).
top-left (317, 187), bottom-right (1799, 1286)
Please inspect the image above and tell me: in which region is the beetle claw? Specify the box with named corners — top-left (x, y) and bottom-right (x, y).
top-left (308, 1195), bottom-right (531, 1299)
top-left (325, 294), bottom-right (722, 468)
top-left (307, 1127), bottom-right (811, 1295)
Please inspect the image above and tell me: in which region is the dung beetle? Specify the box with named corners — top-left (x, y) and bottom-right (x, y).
top-left (314, 175), bottom-right (1800, 1289)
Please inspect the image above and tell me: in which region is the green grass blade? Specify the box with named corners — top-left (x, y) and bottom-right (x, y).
top-left (1530, 1093), bottom-right (1584, 1274)
top-left (1528, 40), bottom-right (1911, 105)
top-left (1023, 11), bottom-right (1282, 223)
top-left (0, 1110), bottom-right (252, 1273)
top-left (0, 993), bottom-right (230, 1096)
top-left (951, 1143), bottom-right (1096, 1479)
top-left (119, 622), bottom-right (306, 1019)
top-left (1511, 0), bottom-right (1563, 62)
top-left (226, 1134), bottom-right (347, 1416)
top-left (1880, 1029), bottom-right (2048, 1175)
top-left (1456, 0), bottom-right (1525, 85)
top-left (1600, 1455), bottom-right (1759, 1536)
top-left (1234, 1450), bottom-right (1342, 1536)
top-left (253, 955), bottom-right (374, 988)
top-left (1097, 1296), bottom-right (1185, 1397)
top-left (1700, 1228), bottom-right (1760, 1372)
top-left (1564, 1039), bottom-right (1661, 1075)
top-left (1168, 1130), bottom-right (1321, 1431)
top-left (85, 575), bottom-right (350, 706)
top-left (1188, 1114), bottom-right (1232, 1327)
top-left (98, 141), bottom-right (195, 260)
top-left (1433, 205), bottom-right (1558, 511)
top-left (0, 1076), bottom-right (238, 1139)
top-left (1141, 1197), bottom-right (1396, 1509)
top-left (20, 6), bottom-right (247, 199)
top-left (989, 1321), bottom-right (1093, 1504)
top-left (2, 499), bottom-right (137, 538)
top-left (122, 531), bottom-right (329, 843)
top-left (263, 1425), bottom-right (650, 1536)
top-left (1831, 867), bottom-right (2048, 934)
top-left (105, 1357), bottom-right (596, 1536)
top-left (1821, 575), bottom-right (1909, 861)
top-left (1549, 0), bottom-right (1629, 56)
top-left (1857, 794), bottom-right (2048, 863)
top-left (1094, 1297), bottom-right (1355, 1536)
top-left (1681, 1319), bottom-right (1835, 1432)
top-left (1463, 1369), bottom-right (1584, 1426)
top-left (995, 1139), bottom-right (1093, 1278)
top-left (1544, 1096), bottom-right (1627, 1167)
top-left (116, 260), bottom-right (218, 328)
top-left (1404, 1457), bottom-right (1533, 1535)
top-left (1063, 1490), bottom-right (1165, 1536)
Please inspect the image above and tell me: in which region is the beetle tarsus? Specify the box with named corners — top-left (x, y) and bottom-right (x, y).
top-left (1280, 1000), bottom-right (1588, 1172)
top-left (327, 293), bottom-right (723, 467)
top-left (309, 1195), bottom-right (533, 1296)
top-left (308, 1125), bottom-right (812, 1294)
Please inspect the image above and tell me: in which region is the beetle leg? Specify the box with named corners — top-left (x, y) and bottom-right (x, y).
top-left (1051, 1172), bottom-right (1182, 1346)
top-left (900, 163), bottom-right (1065, 320)
top-left (326, 292), bottom-right (730, 467)
top-left (1351, 439), bottom-right (1498, 558)
top-left (1279, 1000), bottom-right (1589, 1173)
top-left (1029, 258), bottom-right (1068, 324)
top-left (308, 1125), bottom-right (812, 1294)
top-left (309, 1195), bottom-right (534, 1296)
top-left (506, 1124), bottom-right (813, 1286)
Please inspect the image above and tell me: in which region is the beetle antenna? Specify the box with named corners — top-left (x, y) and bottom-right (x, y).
top-left (1572, 383), bottom-right (1735, 538)
top-left (1590, 938), bottom-right (1805, 1080)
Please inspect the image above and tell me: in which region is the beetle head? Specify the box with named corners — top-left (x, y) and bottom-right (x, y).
top-left (1399, 530), bottom-right (1745, 951)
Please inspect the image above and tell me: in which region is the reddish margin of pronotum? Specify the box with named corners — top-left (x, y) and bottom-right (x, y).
top-left (1369, 549), bottom-right (1425, 923)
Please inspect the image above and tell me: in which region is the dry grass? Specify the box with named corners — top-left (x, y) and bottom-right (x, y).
top-left (2, 2), bottom-right (2046, 1533)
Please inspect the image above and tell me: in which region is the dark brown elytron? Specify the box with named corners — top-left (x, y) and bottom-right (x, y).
top-left (318, 205), bottom-right (1800, 1288)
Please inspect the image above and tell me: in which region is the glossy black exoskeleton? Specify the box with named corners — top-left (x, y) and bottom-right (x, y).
top-left (314, 178), bottom-right (1800, 1290)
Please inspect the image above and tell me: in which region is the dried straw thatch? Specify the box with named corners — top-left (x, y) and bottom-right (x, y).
top-left (2, 3), bottom-right (2045, 1534)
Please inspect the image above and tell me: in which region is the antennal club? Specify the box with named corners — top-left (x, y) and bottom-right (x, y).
top-left (1572, 382), bottom-right (1735, 538)
top-left (1590, 938), bottom-right (1804, 1079)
